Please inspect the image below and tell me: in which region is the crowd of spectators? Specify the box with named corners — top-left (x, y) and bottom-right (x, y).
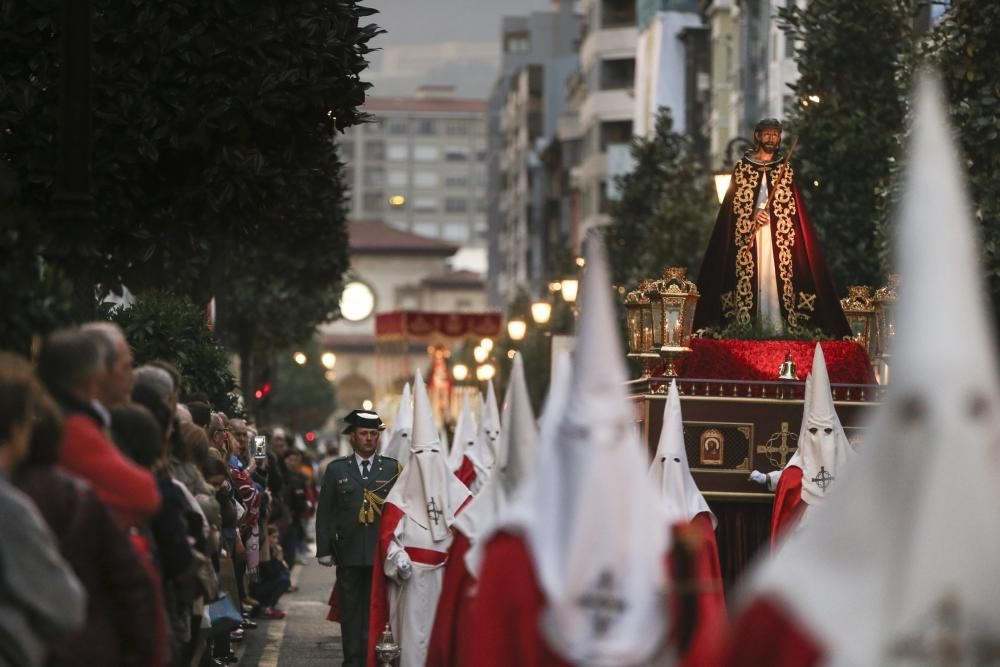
top-left (0, 323), bottom-right (320, 667)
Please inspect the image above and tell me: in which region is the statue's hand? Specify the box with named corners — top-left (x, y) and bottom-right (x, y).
top-left (754, 209), bottom-right (770, 228)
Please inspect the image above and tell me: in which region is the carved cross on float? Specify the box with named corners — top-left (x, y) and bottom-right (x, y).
top-left (757, 421), bottom-right (798, 468)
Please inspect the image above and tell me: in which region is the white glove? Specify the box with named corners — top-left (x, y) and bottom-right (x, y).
top-left (394, 551), bottom-right (413, 580)
top-left (749, 470), bottom-right (768, 485)
top-left (317, 555), bottom-right (334, 567)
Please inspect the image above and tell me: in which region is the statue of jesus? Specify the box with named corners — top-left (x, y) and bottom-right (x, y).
top-left (693, 118), bottom-right (851, 338)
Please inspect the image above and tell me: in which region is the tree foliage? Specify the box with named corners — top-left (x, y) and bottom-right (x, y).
top-left (923, 1), bottom-right (1000, 323)
top-left (604, 109), bottom-right (716, 289)
top-left (0, 0), bottom-right (379, 358)
top-left (101, 291), bottom-right (239, 414)
top-left (262, 341), bottom-right (337, 433)
top-left (778, 0), bottom-right (911, 291)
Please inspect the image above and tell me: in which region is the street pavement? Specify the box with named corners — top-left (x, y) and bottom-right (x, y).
top-left (238, 554), bottom-right (344, 666)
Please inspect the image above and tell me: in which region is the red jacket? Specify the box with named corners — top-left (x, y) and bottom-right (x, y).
top-left (58, 412), bottom-right (161, 527)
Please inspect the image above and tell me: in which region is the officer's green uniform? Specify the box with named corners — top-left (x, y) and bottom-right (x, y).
top-left (317, 452), bottom-right (399, 667)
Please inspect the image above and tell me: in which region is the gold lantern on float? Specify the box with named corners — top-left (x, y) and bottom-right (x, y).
top-left (624, 279), bottom-right (660, 378)
top-left (873, 274), bottom-right (899, 384)
top-left (656, 267), bottom-right (700, 378)
top-left (840, 285), bottom-right (876, 357)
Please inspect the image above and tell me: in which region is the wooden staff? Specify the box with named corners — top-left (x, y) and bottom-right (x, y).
top-left (763, 136), bottom-right (800, 212)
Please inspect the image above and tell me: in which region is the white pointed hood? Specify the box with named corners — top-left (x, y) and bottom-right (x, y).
top-left (538, 350), bottom-right (572, 449)
top-left (740, 71), bottom-right (1000, 666)
top-left (784, 344), bottom-right (854, 509)
top-left (501, 235), bottom-right (671, 666)
top-left (384, 369), bottom-right (471, 543)
top-left (468, 380), bottom-right (502, 471)
top-left (381, 382), bottom-right (413, 466)
top-left (447, 395), bottom-right (476, 471)
top-left (648, 380), bottom-right (714, 528)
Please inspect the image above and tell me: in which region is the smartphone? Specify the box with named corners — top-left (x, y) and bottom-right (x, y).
top-left (252, 435), bottom-right (268, 460)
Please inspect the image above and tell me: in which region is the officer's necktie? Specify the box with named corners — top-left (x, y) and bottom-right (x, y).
top-left (362, 459), bottom-right (370, 479)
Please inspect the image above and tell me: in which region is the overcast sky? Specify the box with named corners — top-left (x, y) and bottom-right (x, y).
top-left (365, 0), bottom-right (554, 99)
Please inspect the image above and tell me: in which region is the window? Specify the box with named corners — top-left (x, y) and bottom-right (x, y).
top-left (413, 196), bottom-right (439, 213)
top-left (414, 145), bottom-right (440, 162)
top-left (444, 174), bottom-right (468, 188)
top-left (442, 223), bottom-right (469, 243)
top-left (414, 172), bottom-right (439, 188)
top-left (445, 121), bottom-right (469, 136)
top-left (387, 170), bottom-right (407, 187)
top-left (388, 119), bottom-right (409, 135)
top-left (387, 144), bottom-right (409, 161)
top-left (362, 191), bottom-right (384, 213)
top-left (504, 31), bottom-right (530, 54)
top-left (413, 222), bottom-right (439, 238)
top-left (338, 141), bottom-right (354, 159)
top-left (365, 140), bottom-right (386, 160)
top-left (600, 58), bottom-right (635, 91)
top-left (363, 166), bottom-right (385, 187)
top-left (601, 0), bottom-right (636, 28)
top-left (366, 119), bottom-right (385, 134)
top-left (445, 146), bottom-right (470, 162)
top-left (445, 197), bottom-right (468, 213)
top-left (415, 119), bottom-right (438, 135)
top-left (600, 120), bottom-right (633, 151)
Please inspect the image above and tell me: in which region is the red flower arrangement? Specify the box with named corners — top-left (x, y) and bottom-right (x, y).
top-left (675, 339), bottom-right (875, 384)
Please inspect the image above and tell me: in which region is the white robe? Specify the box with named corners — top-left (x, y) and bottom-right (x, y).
top-left (384, 513), bottom-right (452, 667)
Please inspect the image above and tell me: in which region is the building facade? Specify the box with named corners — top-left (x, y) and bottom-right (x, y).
top-left (486, 0), bottom-right (582, 307)
top-left (319, 221), bottom-right (487, 429)
top-left (339, 88), bottom-right (488, 251)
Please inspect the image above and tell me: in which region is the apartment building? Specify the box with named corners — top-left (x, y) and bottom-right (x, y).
top-left (339, 87), bottom-right (488, 249)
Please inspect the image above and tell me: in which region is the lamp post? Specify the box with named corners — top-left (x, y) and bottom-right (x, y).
top-left (713, 137), bottom-right (754, 204)
top-left (506, 318), bottom-right (527, 341)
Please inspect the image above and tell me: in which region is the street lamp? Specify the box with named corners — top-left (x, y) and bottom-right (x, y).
top-left (452, 363), bottom-right (469, 382)
top-left (531, 300), bottom-right (552, 324)
top-left (293, 351), bottom-right (307, 365)
top-left (560, 278), bottom-right (579, 303)
top-left (473, 345), bottom-right (489, 364)
top-left (476, 363), bottom-right (496, 382)
top-left (321, 351), bottom-right (337, 369)
top-left (714, 136), bottom-right (754, 204)
top-left (480, 338), bottom-right (494, 352)
top-left (507, 318), bottom-right (527, 341)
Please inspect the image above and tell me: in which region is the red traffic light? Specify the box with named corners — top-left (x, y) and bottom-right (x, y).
top-left (305, 431), bottom-right (316, 442)
top-left (255, 389), bottom-right (263, 399)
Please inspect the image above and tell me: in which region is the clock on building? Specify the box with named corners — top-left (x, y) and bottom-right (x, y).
top-left (340, 281), bottom-right (375, 322)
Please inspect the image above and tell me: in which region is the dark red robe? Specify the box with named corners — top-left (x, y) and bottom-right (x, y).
top-left (454, 456), bottom-right (477, 490)
top-left (694, 154), bottom-right (851, 338)
top-left (463, 512), bottom-right (726, 667)
top-left (722, 597), bottom-right (823, 667)
top-left (425, 530), bottom-right (475, 667)
top-left (770, 466), bottom-right (806, 553)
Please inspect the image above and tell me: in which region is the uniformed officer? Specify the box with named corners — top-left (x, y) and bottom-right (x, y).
top-left (317, 409), bottom-right (400, 667)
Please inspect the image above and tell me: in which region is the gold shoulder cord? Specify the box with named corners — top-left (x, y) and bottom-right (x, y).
top-left (358, 470), bottom-right (401, 525)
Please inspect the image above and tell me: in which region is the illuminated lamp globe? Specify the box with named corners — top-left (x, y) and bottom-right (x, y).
top-left (452, 363), bottom-right (469, 382)
top-left (473, 345), bottom-right (489, 364)
top-left (293, 352), bottom-right (307, 365)
top-left (531, 300), bottom-right (552, 324)
top-left (321, 352), bottom-right (337, 370)
top-left (480, 338), bottom-right (494, 352)
top-left (507, 319), bottom-right (527, 341)
top-left (560, 279), bottom-right (579, 303)
top-left (476, 363), bottom-right (496, 382)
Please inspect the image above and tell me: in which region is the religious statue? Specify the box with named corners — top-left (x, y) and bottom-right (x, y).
top-left (693, 119), bottom-right (851, 338)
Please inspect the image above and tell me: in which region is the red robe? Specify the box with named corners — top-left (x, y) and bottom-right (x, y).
top-left (770, 466), bottom-right (806, 552)
top-left (722, 597), bottom-right (823, 667)
top-left (693, 155), bottom-right (851, 338)
top-left (367, 499), bottom-right (471, 667)
top-left (464, 513), bottom-right (726, 667)
top-left (425, 530), bottom-right (475, 667)
top-left (454, 456), bottom-right (477, 490)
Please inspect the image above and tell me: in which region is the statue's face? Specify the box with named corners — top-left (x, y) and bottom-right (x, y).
top-left (755, 128), bottom-right (781, 153)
